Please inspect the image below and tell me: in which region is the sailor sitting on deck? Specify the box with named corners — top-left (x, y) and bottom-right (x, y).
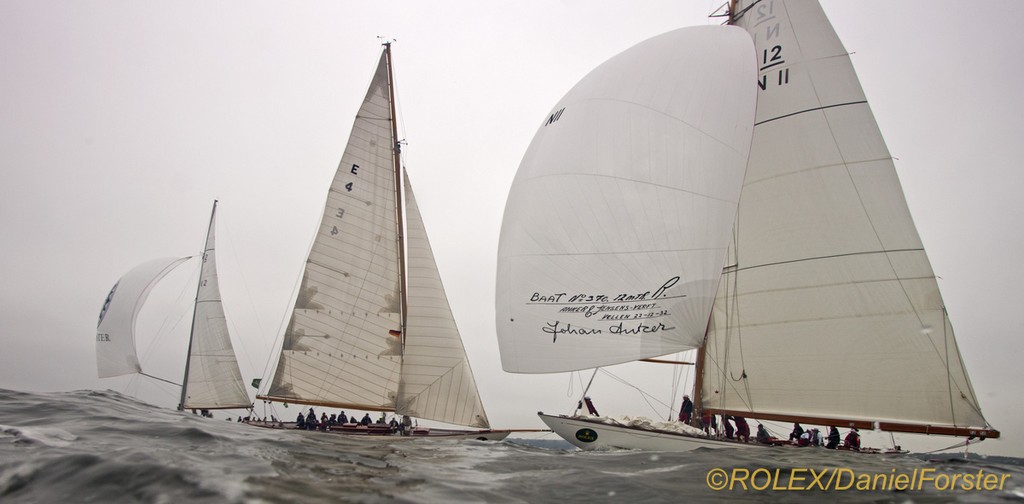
top-left (360, 413), bottom-right (372, 426)
top-left (789, 423), bottom-right (804, 442)
top-left (826, 426), bottom-right (840, 449)
top-left (843, 428), bottom-right (861, 450)
top-left (756, 424), bottom-right (771, 444)
top-left (296, 412), bottom-right (305, 429)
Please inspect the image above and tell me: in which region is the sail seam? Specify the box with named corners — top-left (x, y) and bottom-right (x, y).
top-left (754, 100), bottom-right (867, 127)
top-left (732, 248), bottom-right (924, 273)
top-left (524, 172), bottom-right (744, 204)
top-left (572, 96), bottom-right (754, 155)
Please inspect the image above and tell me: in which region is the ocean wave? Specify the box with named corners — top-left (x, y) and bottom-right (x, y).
top-left (0, 388), bottom-right (1021, 503)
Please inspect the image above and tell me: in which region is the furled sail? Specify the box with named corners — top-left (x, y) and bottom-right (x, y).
top-left (180, 202), bottom-right (251, 410)
top-left (398, 172), bottom-right (490, 428)
top-left (96, 256), bottom-right (189, 378)
top-left (496, 26), bottom-right (757, 373)
top-left (264, 50), bottom-right (403, 410)
top-left (700, 0), bottom-right (993, 434)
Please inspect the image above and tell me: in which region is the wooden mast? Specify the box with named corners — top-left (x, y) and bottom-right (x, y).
top-left (384, 42), bottom-right (409, 350)
top-left (689, 321), bottom-right (710, 428)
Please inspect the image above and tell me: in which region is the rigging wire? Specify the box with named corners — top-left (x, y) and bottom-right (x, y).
top-left (598, 368), bottom-right (673, 418)
top-left (219, 207), bottom-right (274, 374)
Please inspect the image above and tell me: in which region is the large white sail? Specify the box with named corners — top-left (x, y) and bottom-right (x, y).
top-left (398, 172), bottom-right (490, 428)
top-left (496, 26), bottom-right (757, 373)
top-left (264, 50), bottom-right (403, 410)
top-left (700, 0), bottom-right (991, 432)
top-left (181, 202), bottom-right (251, 410)
top-left (96, 256), bottom-right (189, 378)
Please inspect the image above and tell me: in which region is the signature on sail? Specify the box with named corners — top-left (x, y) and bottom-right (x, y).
top-left (543, 320), bottom-right (676, 343)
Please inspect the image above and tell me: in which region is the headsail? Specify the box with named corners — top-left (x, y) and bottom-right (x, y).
top-left (180, 201), bottom-right (251, 410)
top-left (700, 0), bottom-right (995, 436)
top-left (96, 256), bottom-right (189, 378)
top-left (263, 49), bottom-right (403, 410)
top-left (495, 26), bottom-right (757, 373)
top-left (399, 172), bottom-right (490, 428)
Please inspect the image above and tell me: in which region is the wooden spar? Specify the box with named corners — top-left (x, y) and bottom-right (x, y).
top-left (706, 408), bottom-right (873, 430)
top-left (877, 422), bottom-right (1000, 439)
top-left (639, 358), bottom-right (694, 366)
top-left (705, 408), bottom-right (1001, 439)
top-left (256, 394), bottom-right (398, 413)
top-left (689, 317), bottom-right (712, 428)
top-left (384, 42), bottom-right (408, 349)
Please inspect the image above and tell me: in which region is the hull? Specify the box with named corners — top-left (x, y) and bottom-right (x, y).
top-left (248, 421), bottom-right (510, 441)
top-left (540, 414), bottom-right (908, 454)
top-left (539, 413), bottom-right (759, 451)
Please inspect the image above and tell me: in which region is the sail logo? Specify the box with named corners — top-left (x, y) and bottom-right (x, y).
top-left (544, 107), bottom-right (565, 127)
top-left (575, 428), bottom-right (598, 443)
top-left (97, 281), bottom-right (119, 327)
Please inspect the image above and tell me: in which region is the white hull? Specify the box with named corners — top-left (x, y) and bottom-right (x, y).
top-left (539, 413), bottom-right (760, 452)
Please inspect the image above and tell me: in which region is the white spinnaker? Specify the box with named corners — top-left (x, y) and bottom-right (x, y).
top-left (182, 205), bottom-right (250, 410)
top-left (266, 50), bottom-right (403, 409)
top-left (398, 172), bottom-right (490, 428)
top-left (496, 26), bottom-right (757, 373)
top-left (701, 0), bottom-right (988, 429)
top-left (96, 256), bottom-right (189, 378)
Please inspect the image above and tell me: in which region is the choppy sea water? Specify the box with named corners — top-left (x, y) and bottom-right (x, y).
top-left (1, 389), bottom-right (1021, 503)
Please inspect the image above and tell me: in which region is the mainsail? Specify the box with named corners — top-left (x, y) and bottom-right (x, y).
top-left (260, 44), bottom-right (491, 429)
top-left (495, 26), bottom-right (757, 373)
top-left (699, 0), bottom-right (996, 437)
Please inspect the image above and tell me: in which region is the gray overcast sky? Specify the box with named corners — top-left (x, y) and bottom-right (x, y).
top-left (2, 1), bottom-right (1021, 456)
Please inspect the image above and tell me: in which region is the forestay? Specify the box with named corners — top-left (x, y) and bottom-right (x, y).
top-left (701, 0), bottom-right (990, 431)
top-left (496, 26), bottom-right (757, 373)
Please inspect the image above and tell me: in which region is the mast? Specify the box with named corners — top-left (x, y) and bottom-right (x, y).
top-left (384, 41), bottom-right (409, 349)
top-left (178, 199), bottom-right (218, 411)
top-left (689, 320), bottom-right (711, 427)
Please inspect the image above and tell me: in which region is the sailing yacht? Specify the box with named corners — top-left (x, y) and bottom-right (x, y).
top-left (495, 0), bottom-right (999, 451)
top-left (96, 200), bottom-right (253, 413)
top-left (253, 43), bottom-right (509, 440)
